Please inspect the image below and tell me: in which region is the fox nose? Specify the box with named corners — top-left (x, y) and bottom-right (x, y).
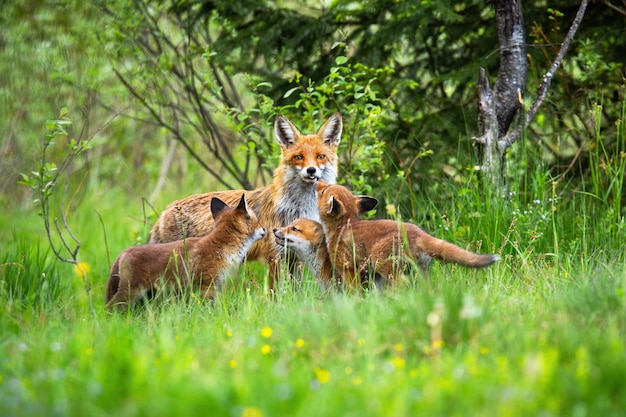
top-left (306, 167), bottom-right (317, 175)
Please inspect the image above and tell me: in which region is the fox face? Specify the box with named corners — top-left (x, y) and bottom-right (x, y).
top-left (275, 113), bottom-right (342, 185)
top-left (212, 195), bottom-right (267, 263)
top-left (273, 218), bottom-right (325, 256)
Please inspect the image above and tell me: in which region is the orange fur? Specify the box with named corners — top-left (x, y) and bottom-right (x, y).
top-left (315, 182), bottom-right (500, 289)
top-left (273, 218), bottom-right (338, 290)
top-left (106, 195), bottom-right (265, 310)
top-left (149, 114), bottom-right (342, 289)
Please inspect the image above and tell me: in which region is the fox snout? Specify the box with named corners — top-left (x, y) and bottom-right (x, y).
top-left (300, 166), bottom-right (321, 182)
top-left (272, 228), bottom-right (285, 245)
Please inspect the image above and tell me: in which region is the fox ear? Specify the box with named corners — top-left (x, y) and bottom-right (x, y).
top-left (318, 113), bottom-right (342, 148)
top-left (210, 197), bottom-right (229, 219)
top-left (358, 196), bottom-right (378, 213)
top-left (329, 196), bottom-right (342, 216)
top-left (235, 193), bottom-right (249, 214)
top-left (275, 114), bottom-right (300, 148)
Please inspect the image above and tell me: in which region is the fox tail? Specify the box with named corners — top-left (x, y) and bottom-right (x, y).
top-left (422, 235), bottom-right (500, 268)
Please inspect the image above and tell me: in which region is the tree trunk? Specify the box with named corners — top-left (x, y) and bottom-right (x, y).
top-left (475, 68), bottom-right (504, 192)
top-left (474, 0), bottom-right (527, 196)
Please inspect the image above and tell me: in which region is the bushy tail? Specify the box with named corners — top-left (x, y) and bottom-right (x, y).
top-left (423, 235), bottom-right (499, 268)
top-left (105, 258), bottom-right (121, 302)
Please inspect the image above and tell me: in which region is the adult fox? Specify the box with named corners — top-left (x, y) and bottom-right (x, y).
top-left (149, 113), bottom-right (342, 288)
top-left (315, 182), bottom-right (500, 288)
top-left (106, 195), bottom-right (265, 310)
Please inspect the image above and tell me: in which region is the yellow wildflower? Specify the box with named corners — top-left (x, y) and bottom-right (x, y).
top-left (391, 357), bottom-right (406, 369)
top-left (314, 367), bottom-right (331, 384)
top-left (241, 406), bottom-right (263, 417)
top-left (432, 339), bottom-right (445, 349)
top-left (260, 326), bottom-right (273, 339)
top-left (74, 261), bottom-right (90, 277)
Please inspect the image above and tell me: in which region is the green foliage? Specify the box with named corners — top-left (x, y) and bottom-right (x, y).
top-left (0, 0), bottom-right (176, 208)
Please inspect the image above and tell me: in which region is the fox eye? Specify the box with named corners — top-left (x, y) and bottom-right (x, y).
top-left (317, 154), bottom-right (325, 160)
top-left (293, 154), bottom-right (303, 161)
top-left (290, 226), bottom-right (299, 231)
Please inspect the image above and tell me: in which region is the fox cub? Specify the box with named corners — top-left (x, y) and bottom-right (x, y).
top-left (149, 114), bottom-right (342, 287)
top-left (106, 195), bottom-right (265, 310)
top-left (315, 182), bottom-right (499, 288)
top-left (273, 218), bottom-right (337, 290)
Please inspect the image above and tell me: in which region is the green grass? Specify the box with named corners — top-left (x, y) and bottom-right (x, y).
top-left (1, 227), bottom-right (625, 416)
top-left (3, 198), bottom-right (625, 417)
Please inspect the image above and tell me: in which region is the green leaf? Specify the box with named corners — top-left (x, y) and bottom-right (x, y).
top-left (335, 56), bottom-right (348, 66)
top-left (283, 87), bottom-right (300, 98)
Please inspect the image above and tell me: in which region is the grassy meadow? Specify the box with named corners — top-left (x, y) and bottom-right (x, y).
top-left (2, 109), bottom-right (626, 416)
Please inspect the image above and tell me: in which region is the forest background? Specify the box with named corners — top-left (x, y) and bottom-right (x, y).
top-left (1, 0), bottom-right (625, 416)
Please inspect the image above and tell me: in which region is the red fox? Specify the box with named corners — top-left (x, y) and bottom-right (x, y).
top-left (149, 114), bottom-right (342, 288)
top-left (315, 182), bottom-right (500, 289)
top-left (106, 195), bottom-right (265, 310)
top-left (273, 218), bottom-right (338, 290)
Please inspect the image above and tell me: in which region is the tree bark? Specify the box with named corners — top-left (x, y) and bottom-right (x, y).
top-left (493, 0), bottom-right (527, 137)
top-left (475, 68), bottom-right (502, 190)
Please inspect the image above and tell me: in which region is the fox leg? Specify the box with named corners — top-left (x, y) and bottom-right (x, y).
top-left (199, 280), bottom-right (217, 300)
top-left (340, 267), bottom-right (361, 290)
top-left (105, 277), bottom-right (138, 310)
top-left (267, 258), bottom-right (281, 294)
top-left (105, 259), bottom-right (144, 311)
